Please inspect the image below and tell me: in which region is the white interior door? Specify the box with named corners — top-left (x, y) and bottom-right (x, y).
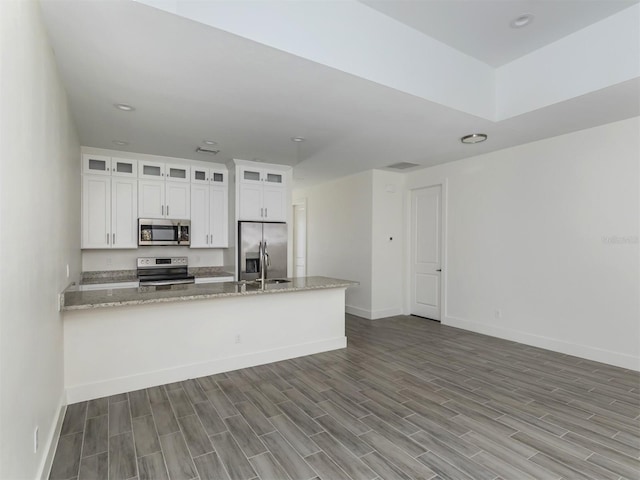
top-left (293, 203), bottom-right (307, 277)
top-left (410, 185), bottom-right (442, 320)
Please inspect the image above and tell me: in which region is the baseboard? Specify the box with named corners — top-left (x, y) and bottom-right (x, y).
top-left (346, 305), bottom-right (402, 320)
top-left (346, 305), bottom-right (372, 319)
top-left (38, 392), bottom-right (67, 480)
top-left (66, 336), bottom-right (347, 403)
top-left (443, 315), bottom-right (640, 371)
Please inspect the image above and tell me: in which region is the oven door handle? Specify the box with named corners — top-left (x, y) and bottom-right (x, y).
top-left (140, 278), bottom-right (195, 286)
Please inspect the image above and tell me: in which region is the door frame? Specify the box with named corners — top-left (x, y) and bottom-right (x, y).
top-left (292, 197), bottom-right (308, 277)
top-left (404, 180), bottom-right (448, 321)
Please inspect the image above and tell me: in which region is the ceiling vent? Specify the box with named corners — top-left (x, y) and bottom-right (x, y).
top-left (196, 147), bottom-right (220, 155)
top-left (386, 162), bottom-right (420, 170)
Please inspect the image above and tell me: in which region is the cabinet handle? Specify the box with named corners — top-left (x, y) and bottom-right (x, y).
top-left (260, 207), bottom-right (263, 217)
top-left (207, 234), bottom-right (210, 244)
top-left (265, 208), bottom-right (268, 217)
top-left (106, 233), bottom-right (109, 245)
top-left (162, 205), bottom-right (164, 215)
top-left (167, 205), bottom-right (169, 216)
top-left (113, 233), bottom-right (115, 244)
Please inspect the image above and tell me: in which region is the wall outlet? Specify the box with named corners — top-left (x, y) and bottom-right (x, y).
top-left (494, 309), bottom-right (502, 319)
top-left (235, 334), bottom-right (241, 344)
top-left (34, 426), bottom-right (38, 453)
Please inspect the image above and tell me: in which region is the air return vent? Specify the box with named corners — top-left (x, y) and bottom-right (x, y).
top-left (196, 147), bottom-right (220, 155)
top-left (386, 162), bottom-right (420, 170)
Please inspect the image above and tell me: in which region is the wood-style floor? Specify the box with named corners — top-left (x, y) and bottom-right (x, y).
top-left (50, 314), bottom-right (640, 480)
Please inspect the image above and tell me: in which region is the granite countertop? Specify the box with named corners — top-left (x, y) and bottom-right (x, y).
top-left (80, 267), bottom-right (234, 285)
top-left (63, 276), bottom-right (358, 311)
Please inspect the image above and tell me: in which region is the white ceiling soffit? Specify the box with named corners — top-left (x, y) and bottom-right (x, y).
top-left (136, 0), bottom-right (640, 122)
top-left (360, 0), bottom-right (639, 67)
top-left (39, 0), bottom-right (640, 188)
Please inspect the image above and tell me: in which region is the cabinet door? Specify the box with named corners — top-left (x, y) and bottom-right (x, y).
top-left (263, 185), bottom-right (287, 221)
top-left (111, 177), bottom-right (138, 248)
top-left (83, 154), bottom-right (111, 176)
top-left (191, 166), bottom-right (210, 184)
top-left (240, 167), bottom-right (263, 184)
top-left (82, 175), bottom-right (111, 248)
top-left (264, 171), bottom-right (284, 185)
top-left (166, 163), bottom-right (190, 182)
top-left (166, 182), bottom-right (190, 219)
top-left (210, 169), bottom-right (227, 185)
top-left (210, 185), bottom-right (228, 247)
top-left (138, 180), bottom-right (165, 218)
top-left (190, 184), bottom-right (209, 248)
top-left (238, 183), bottom-right (263, 221)
top-left (138, 160), bottom-right (165, 180)
top-left (111, 157), bottom-right (137, 177)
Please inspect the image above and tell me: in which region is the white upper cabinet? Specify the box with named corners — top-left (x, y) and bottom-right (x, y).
top-left (83, 154), bottom-right (136, 177)
top-left (138, 161), bottom-right (191, 219)
top-left (190, 167), bottom-right (228, 248)
top-left (238, 166), bottom-right (287, 221)
top-left (82, 174), bottom-right (137, 249)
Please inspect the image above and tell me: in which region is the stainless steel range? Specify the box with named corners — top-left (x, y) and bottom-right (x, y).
top-left (137, 257), bottom-right (195, 286)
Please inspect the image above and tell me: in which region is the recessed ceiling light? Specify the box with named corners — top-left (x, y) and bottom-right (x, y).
top-left (113, 140), bottom-right (129, 146)
top-left (510, 13), bottom-right (534, 28)
top-left (203, 140), bottom-right (217, 145)
top-left (291, 137), bottom-right (305, 143)
top-left (461, 133), bottom-right (488, 144)
top-left (114, 103), bottom-right (135, 111)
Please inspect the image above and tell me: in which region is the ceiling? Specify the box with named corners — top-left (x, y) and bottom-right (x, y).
top-left (39, 0), bottom-right (640, 188)
top-left (360, 0), bottom-right (638, 66)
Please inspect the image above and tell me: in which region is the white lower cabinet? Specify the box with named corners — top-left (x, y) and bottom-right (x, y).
top-left (138, 180), bottom-right (190, 219)
top-left (190, 184), bottom-right (228, 248)
top-left (82, 175), bottom-right (137, 249)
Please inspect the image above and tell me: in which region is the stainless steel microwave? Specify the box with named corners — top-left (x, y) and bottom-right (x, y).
top-left (138, 219), bottom-right (190, 246)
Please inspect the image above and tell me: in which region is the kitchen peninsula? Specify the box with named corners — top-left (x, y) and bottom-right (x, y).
top-left (62, 277), bottom-right (356, 402)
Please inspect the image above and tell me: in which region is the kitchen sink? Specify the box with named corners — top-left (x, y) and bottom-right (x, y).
top-left (264, 279), bottom-right (291, 284)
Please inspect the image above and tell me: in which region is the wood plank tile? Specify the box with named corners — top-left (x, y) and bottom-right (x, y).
top-left (359, 430), bottom-right (436, 480)
top-left (159, 431), bottom-right (198, 480)
top-left (277, 401), bottom-right (323, 436)
top-left (304, 451), bottom-right (352, 480)
top-left (309, 432), bottom-right (377, 480)
top-left (268, 414), bottom-right (320, 458)
top-left (206, 388), bottom-right (239, 418)
top-left (260, 431), bottom-right (316, 480)
top-left (193, 400), bottom-right (227, 436)
top-left (132, 415), bottom-right (161, 458)
top-left (137, 452), bottom-right (169, 480)
top-left (317, 400), bottom-right (371, 435)
top-left (359, 451), bottom-right (413, 480)
top-left (243, 388), bottom-right (282, 418)
top-left (210, 431), bottom-right (256, 480)
top-left (282, 388), bottom-right (326, 418)
top-left (416, 451), bottom-right (475, 480)
top-left (193, 452), bottom-right (231, 480)
top-left (409, 422), bottom-right (480, 458)
top-left (177, 414), bottom-right (213, 457)
top-left (108, 401), bottom-right (132, 437)
top-left (129, 389), bottom-right (152, 418)
top-left (87, 398), bottom-right (109, 419)
top-left (360, 414), bottom-right (425, 457)
top-left (108, 432), bottom-right (137, 480)
top-left (181, 379), bottom-right (208, 404)
top-left (50, 432), bottom-right (83, 480)
top-left (149, 400), bottom-right (179, 436)
top-left (235, 401), bottom-right (275, 436)
top-left (314, 414), bottom-right (373, 457)
top-left (83, 415), bottom-right (108, 457)
top-left (166, 388), bottom-right (195, 418)
top-left (224, 414), bottom-right (267, 457)
top-left (588, 452), bottom-right (640, 480)
top-left (61, 402), bottom-right (87, 436)
top-left (563, 432), bottom-right (640, 472)
top-left (248, 452), bottom-right (291, 480)
top-left (78, 453), bottom-right (108, 480)
top-left (360, 400), bottom-right (419, 435)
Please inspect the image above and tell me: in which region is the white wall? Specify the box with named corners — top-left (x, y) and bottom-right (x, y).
top-left (295, 171), bottom-right (373, 315)
top-left (80, 146), bottom-right (228, 272)
top-left (406, 117), bottom-right (640, 370)
top-left (0, 1), bottom-right (81, 478)
top-left (371, 170), bottom-right (405, 318)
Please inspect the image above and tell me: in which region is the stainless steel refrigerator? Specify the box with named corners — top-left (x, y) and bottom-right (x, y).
top-left (238, 221), bottom-right (288, 281)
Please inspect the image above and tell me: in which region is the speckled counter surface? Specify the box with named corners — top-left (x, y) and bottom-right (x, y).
top-left (63, 276), bottom-right (357, 311)
top-left (80, 267), bottom-right (234, 285)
